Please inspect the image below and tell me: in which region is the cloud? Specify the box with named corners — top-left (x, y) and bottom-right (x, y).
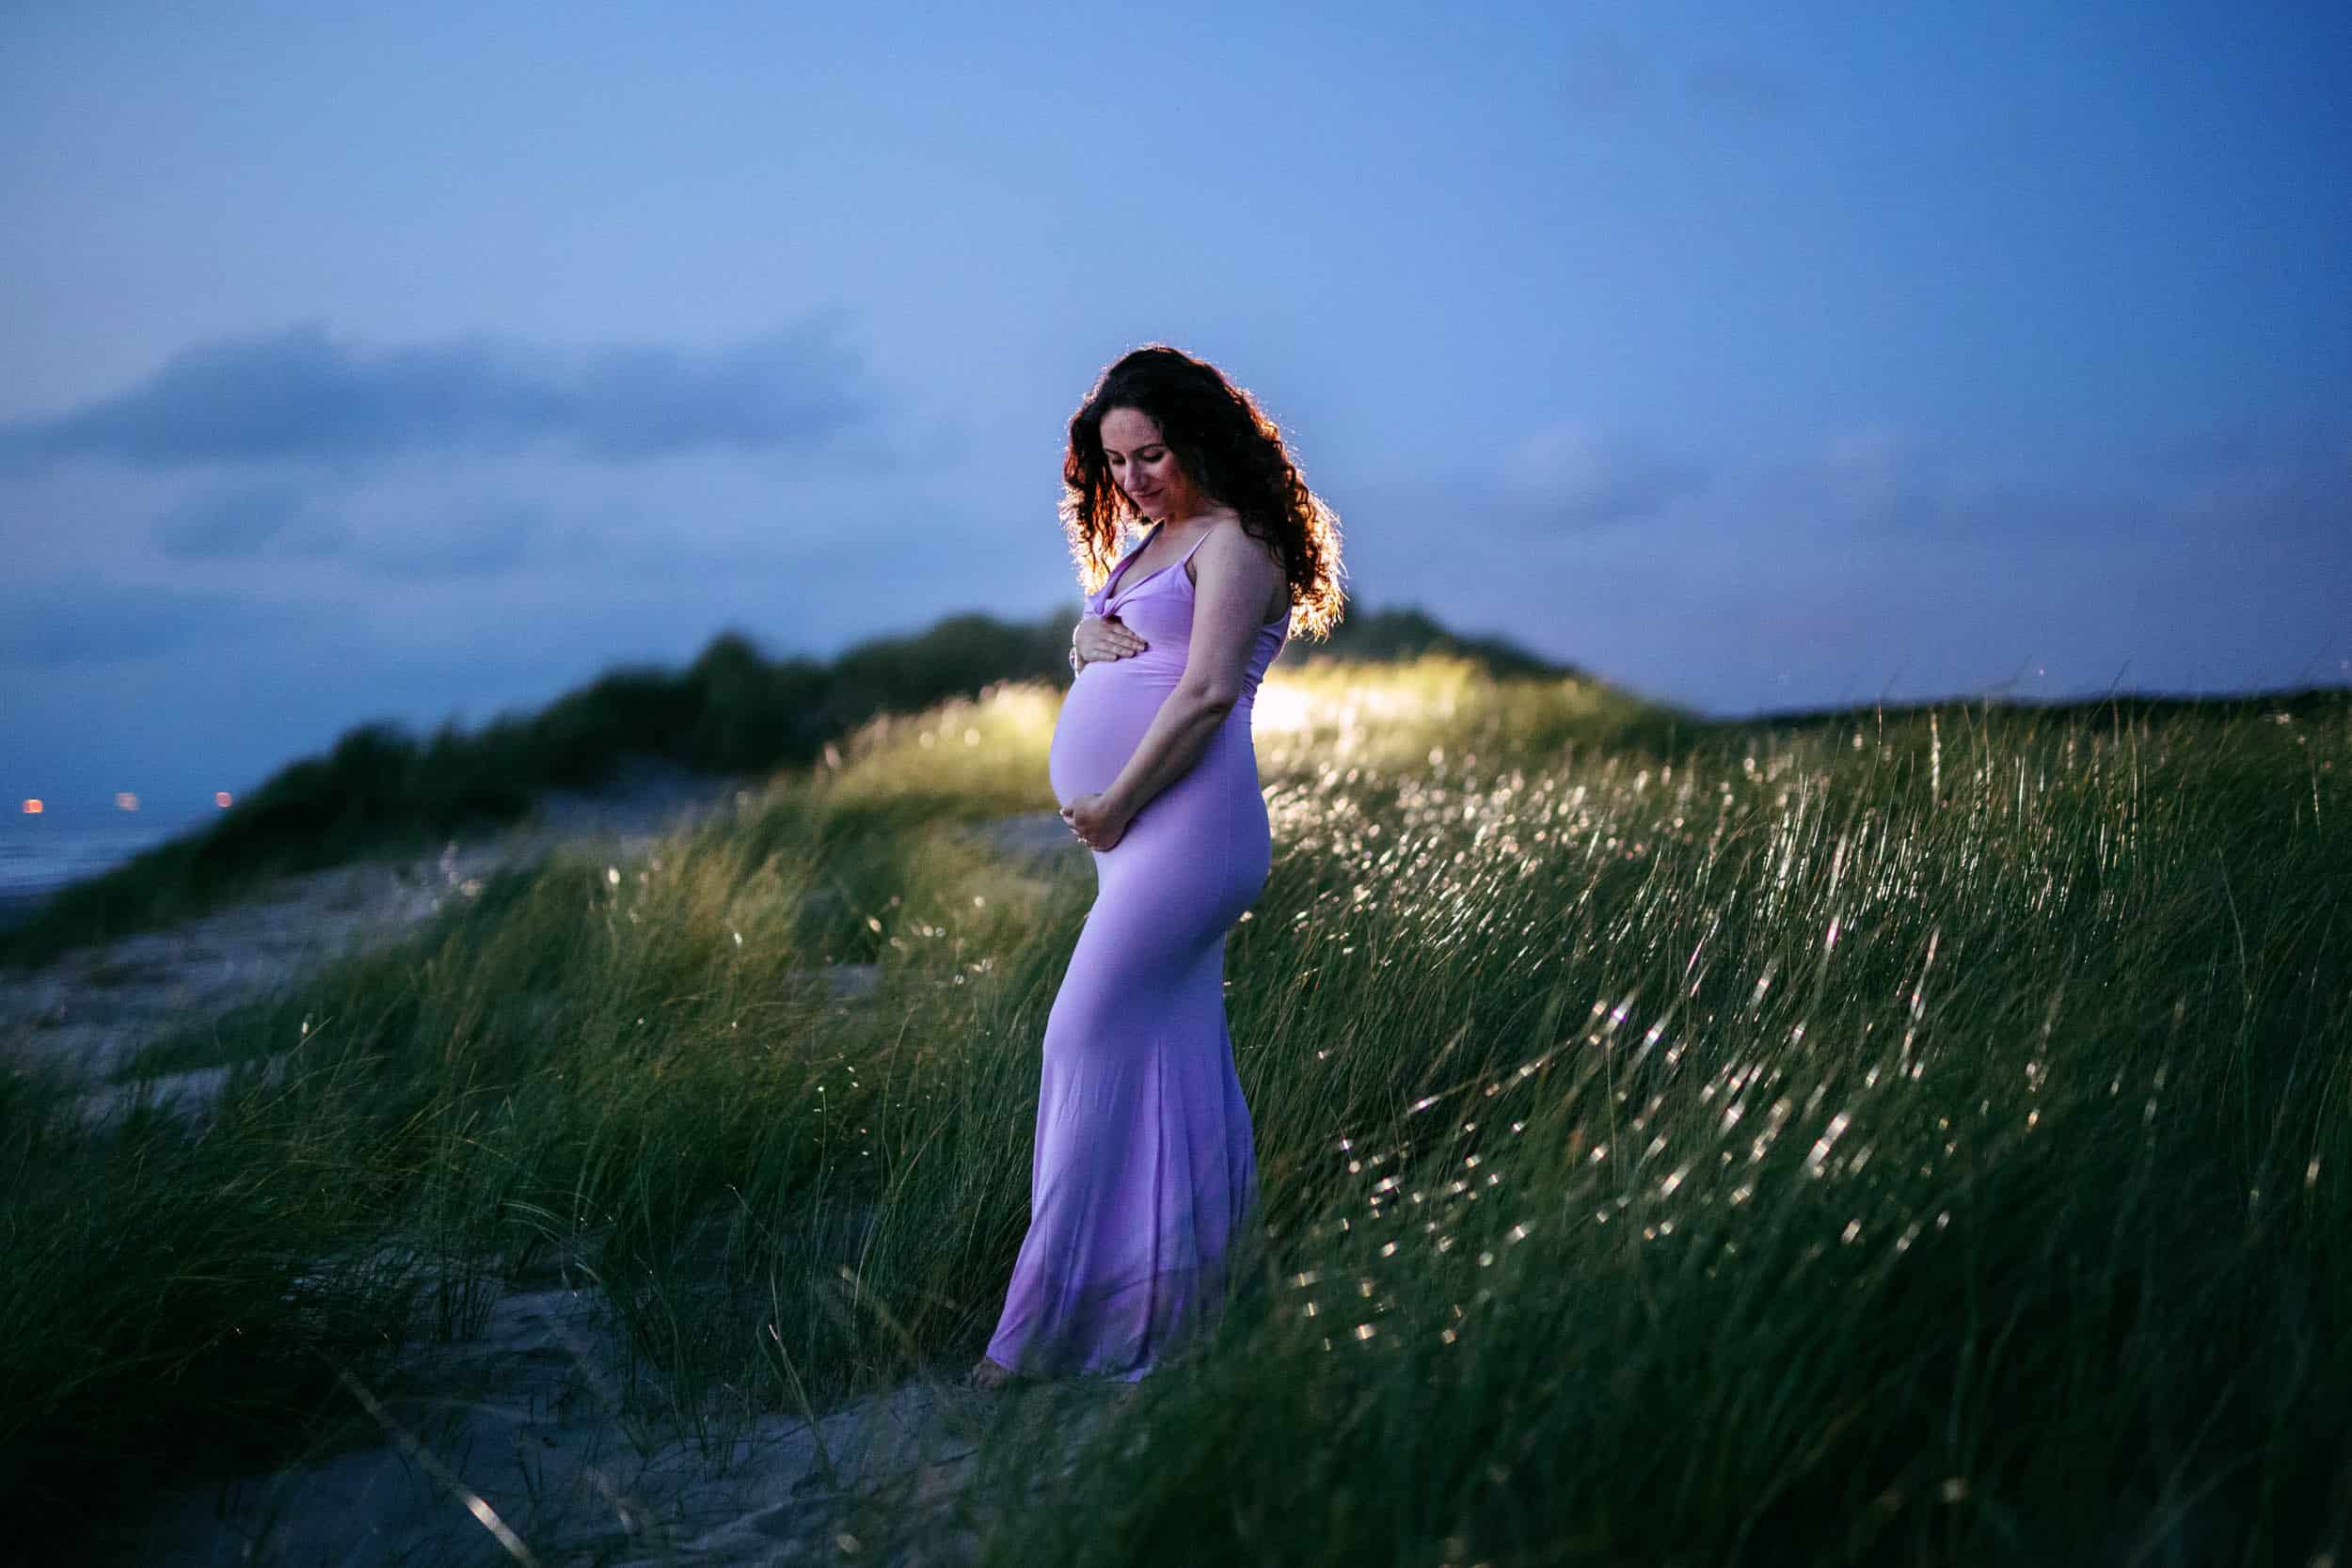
top-left (2153, 422), bottom-right (2352, 538)
top-left (1685, 55), bottom-right (1803, 120)
top-left (0, 312), bottom-right (882, 470)
top-left (353, 507), bottom-right (549, 580)
top-left (1559, 28), bottom-right (1652, 116)
top-left (1558, 29), bottom-right (1802, 122)
top-left (1804, 429), bottom-right (1951, 530)
top-left (151, 487), bottom-right (597, 578)
top-left (0, 575), bottom-right (326, 669)
top-left (1789, 422), bottom-right (2352, 546)
top-left (1504, 423), bottom-right (1708, 528)
top-left (1786, 430), bottom-right (2155, 540)
top-left (154, 485), bottom-right (349, 562)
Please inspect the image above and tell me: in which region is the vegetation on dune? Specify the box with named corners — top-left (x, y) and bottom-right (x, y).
top-left (985, 685), bottom-right (2352, 1566)
top-left (5, 651), bottom-right (2349, 1562)
top-left (0, 600), bottom-right (1579, 969)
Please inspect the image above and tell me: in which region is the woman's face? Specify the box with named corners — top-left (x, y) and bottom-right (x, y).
top-left (1100, 406), bottom-right (1203, 524)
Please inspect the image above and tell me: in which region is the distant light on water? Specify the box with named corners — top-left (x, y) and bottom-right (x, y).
top-left (21, 799), bottom-right (40, 815)
top-left (215, 791), bottom-right (233, 808)
top-left (115, 792), bottom-right (140, 812)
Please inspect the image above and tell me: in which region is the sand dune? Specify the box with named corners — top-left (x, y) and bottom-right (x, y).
top-left (2, 757), bottom-right (760, 1124)
top-left (10, 766), bottom-right (1109, 1564)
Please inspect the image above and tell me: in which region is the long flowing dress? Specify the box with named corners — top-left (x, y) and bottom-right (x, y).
top-left (983, 519), bottom-right (1292, 1382)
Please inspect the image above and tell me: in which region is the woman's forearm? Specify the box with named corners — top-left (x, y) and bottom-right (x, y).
top-left (1103, 688), bottom-right (1233, 823)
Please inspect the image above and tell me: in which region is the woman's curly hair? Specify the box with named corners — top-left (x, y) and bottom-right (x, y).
top-left (1061, 344), bottom-right (1345, 641)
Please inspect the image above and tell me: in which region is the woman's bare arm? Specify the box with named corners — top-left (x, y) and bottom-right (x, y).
top-left (1097, 525), bottom-right (1286, 825)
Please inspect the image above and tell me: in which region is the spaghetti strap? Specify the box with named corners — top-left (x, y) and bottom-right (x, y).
top-left (1162, 521), bottom-right (1222, 593)
top-left (1180, 522), bottom-right (1291, 627)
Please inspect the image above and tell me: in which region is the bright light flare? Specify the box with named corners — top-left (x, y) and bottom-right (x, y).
top-left (1250, 678), bottom-right (1313, 734)
top-left (115, 792), bottom-right (139, 812)
top-left (20, 799), bottom-right (40, 815)
top-left (215, 791), bottom-right (233, 808)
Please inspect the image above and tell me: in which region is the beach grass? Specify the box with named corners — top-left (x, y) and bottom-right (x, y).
top-left (4, 656), bottom-right (2347, 1563)
top-left (0, 600), bottom-right (1574, 972)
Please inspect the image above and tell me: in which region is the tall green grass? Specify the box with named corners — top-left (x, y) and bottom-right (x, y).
top-left (978, 680), bottom-right (2352, 1565)
top-left (0, 610), bottom-right (1077, 967)
top-left (4, 658), bottom-right (2344, 1563)
top-left (0, 602), bottom-right (1572, 969)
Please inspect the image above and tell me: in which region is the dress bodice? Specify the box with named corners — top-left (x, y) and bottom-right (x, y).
top-left (1085, 520), bottom-right (1291, 706)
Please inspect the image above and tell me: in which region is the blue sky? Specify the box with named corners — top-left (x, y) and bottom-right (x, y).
top-left (4, 0), bottom-right (2347, 821)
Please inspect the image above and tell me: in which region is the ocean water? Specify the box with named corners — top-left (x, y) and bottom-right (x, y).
top-left (0, 808), bottom-right (203, 902)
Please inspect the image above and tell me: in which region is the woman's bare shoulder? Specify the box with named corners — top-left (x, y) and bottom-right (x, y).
top-left (1192, 515), bottom-right (1290, 622)
top-left (1191, 513), bottom-right (1284, 575)
top-left (1208, 511), bottom-right (1283, 565)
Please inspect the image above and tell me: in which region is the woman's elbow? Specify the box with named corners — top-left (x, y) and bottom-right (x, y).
top-left (1182, 679), bottom-right (1239, 718)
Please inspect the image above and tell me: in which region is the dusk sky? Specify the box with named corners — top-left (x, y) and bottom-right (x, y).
top-left (5, 0), bottom-right (2348, 822)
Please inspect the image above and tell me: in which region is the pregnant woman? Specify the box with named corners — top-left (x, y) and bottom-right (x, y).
top-left (972, 345), bottom-right (1345, 1389)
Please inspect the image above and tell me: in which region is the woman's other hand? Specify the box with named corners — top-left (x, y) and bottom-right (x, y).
top-left (1073, 612), bottom-right (1147, 664)
top-left (1060, 792), bottom-right (1131, 851)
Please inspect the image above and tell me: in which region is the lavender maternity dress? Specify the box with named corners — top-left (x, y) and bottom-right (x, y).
top-left (983, 520), bottom-right (1291, 1383)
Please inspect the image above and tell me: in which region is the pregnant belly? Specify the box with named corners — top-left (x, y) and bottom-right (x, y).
top-left (1050, 660), bottom-right (1174, 803)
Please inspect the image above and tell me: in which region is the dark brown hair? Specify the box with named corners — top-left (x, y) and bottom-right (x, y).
top-left (1061, 344), bottom-right (1345, 640)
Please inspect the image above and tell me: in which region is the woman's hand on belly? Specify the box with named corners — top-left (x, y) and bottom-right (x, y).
top-left (1060, 791), bottom-right (1133, 852)
top-left (1073, 612), bottom-right (1147, 665)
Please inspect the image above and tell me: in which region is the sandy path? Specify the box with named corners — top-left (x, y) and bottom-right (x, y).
top-left (4, 778), bottom-right (1090, 1127)
top-left (8, 774), bottom-right (1103, 1565)
top-left (128, 1265), bottom-right (1137, 1567)
top-left (1, 758), bottom-right (775, 1122)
